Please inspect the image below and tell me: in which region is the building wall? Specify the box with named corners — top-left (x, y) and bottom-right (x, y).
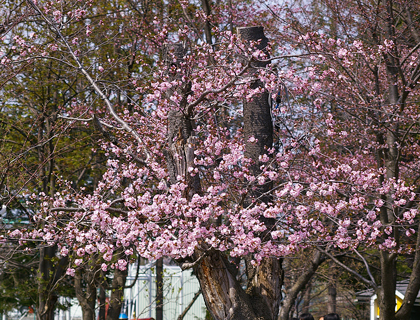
top-left (63, 263), bottom-right (207, 320)
top-left (122, 263), bottom-right (206, 320)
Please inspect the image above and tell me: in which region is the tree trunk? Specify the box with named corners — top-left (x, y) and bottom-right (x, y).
top-left (378, 252), bottom-right (397, 320)
top-left (194, 251), bottom-right (259, 320)
top-left (37, 246), bottom-right (67, 320)
top-left (327, 262), bottom-right (337, 314)
top-left (378, 2), bottom-right (399, 319)
top-left (196, 26), bottom-right (283, 320)
top-left (327, 285), bottom-right (337, 314)
top-left (82, 307), bottom-right (96, 320)
top-left (106, 267), bottom-right (128, 320)
top-left (278, 250), bottom-right (324, 320)
top-left (301, 281), bottom-right (312, 314)
top-left (165, 26), bottom-right (282, 320)
top-left (99, 284), bottom-right (106, 320)
top-left (37, 247), bottom-right (55, 320)
top-left (156, 258), bottom-right (163, 320)
top-left (75, 269), bottom-right (97, 320)
top-left (239, 25), bottom-right (282, 320)
top-left (200, 0), bottom-right (212, 45)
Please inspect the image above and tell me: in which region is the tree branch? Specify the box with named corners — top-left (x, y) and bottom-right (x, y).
top-left (25, 0), bottom-right (151, 162)
top-left (317, 246), bottom-right (377, 290)
top-left (177, 289), bottom-right (202, 320)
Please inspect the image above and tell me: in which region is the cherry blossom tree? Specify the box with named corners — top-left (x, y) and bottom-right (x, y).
top-left (0, 0), bottom-right (130, 316)
top-left (2, 0), bottom-right (420, 320)
top-left (1, 0), bottom-right (290, 318)
top-left (265, 1), bottom-right (420, 319)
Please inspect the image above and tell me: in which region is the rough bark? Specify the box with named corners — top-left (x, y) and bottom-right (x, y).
top-left (240, 26), bottom-right (271, 180)
top-left (75, 269), bottom-right (97, 320)
top-left (200, 0), bottom-right (212, 45)
top-left (37, 246), bottom-right (67, 320)
top-left (327, 283), bottom-right (337, 314)
top-left (156, 258), bottom-right (163, 320)
top-left (327, 262), bottom-right (337, 314)
top-left (163, 43), bottom-right (199, 199)
top-left (98, 284), bottom-right (106, 320)
top-left (106, 267), bottom-right (128, 320)
top-left (378, 252), bottom-right (397, 320)
top-left (194, 251), bottom-right (260, 320)
top-left (239, 26), bottom-right (282, 320)
top-left (301, 281), bottom-right (312, 314)
top-left (247, 257), bottom-right (283, 320)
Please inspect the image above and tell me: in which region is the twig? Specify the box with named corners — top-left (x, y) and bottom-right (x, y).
top-left (177, 289), bottom-right (202, 320)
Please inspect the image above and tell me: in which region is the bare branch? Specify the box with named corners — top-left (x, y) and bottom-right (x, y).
top-left (317, 246), bottom-right (377, 290)
top-left (177, 289), bottom-right (202, 320)
top-left (352, 249), bottom-right (377, 288)
top-left (181, 252), bottom-right (207, 270)
top-left (25, 0), bottom-right (151, 162)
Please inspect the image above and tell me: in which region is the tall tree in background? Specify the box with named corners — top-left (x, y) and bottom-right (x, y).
top-left (266, 1), bottom-right (420, 319)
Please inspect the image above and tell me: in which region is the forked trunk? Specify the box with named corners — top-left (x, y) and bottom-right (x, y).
top-left (277, 250), bottom-right (324, 320)
top-left (106, 267), bottom-right (128, 320)
top-left (194, 251), bottom-right (257, 320)
top-left (75, 269), bottom-right (97, 320)
top-left (37, 246), bottom-right (67, 320)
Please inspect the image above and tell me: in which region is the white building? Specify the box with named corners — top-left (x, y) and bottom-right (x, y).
top-left (355, 280), bottom-right (420, 320)
top-left (65, 262), bottom-right (206, 320)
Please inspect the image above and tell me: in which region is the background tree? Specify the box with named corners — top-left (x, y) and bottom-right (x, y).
top-left (266, 1), bottom-right (420, 319)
